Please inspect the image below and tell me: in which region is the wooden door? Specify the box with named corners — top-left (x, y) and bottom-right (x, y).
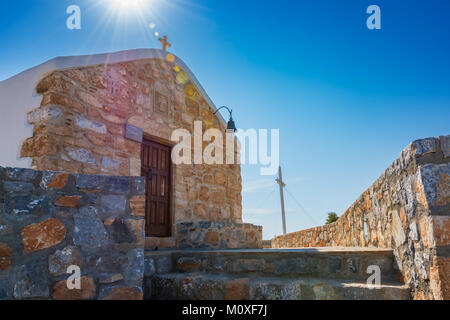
top-left (141, 139), bottom-right (171, 237)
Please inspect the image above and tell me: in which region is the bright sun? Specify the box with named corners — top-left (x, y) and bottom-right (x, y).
top-left (110, 0), bottom-right (146, 11)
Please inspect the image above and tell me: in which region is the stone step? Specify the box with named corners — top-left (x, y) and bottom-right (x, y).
top-left (145, 237), bottom-right (176, 250)
top-left (145, 247), bottom-right (402, 283)
top-left (148, 272), bottom-right (409, 300)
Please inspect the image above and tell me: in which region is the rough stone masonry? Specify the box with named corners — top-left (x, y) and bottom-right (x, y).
top-left (272, 135), bottom-right (450, 300)
top-left (0, 167), bottom-right (145, 299)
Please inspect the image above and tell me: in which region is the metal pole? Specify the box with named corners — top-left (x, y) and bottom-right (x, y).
top-left (276, 166), bottom-right (287, 235)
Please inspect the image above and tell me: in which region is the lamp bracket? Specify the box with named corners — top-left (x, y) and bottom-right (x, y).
top-left (213, 106), bottom-right (233, 116)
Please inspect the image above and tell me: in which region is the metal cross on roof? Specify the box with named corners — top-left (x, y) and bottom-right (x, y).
top-left (158, 36), bottom-right (171, 51)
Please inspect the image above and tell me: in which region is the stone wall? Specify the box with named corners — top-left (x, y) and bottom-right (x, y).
top-left (19, 57), bottom-right (248, 240)
top-left (175, 221), bottom-right (262, 249)
top-left (0, 167), bottom-right (145, 300)
top-left (272, 135), bottom-right (450, 300)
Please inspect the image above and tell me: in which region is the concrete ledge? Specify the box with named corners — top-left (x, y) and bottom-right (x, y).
top-left (144, 247), bottom-right (400, 284)
top-left (145, 247), bottom-right (395, 254)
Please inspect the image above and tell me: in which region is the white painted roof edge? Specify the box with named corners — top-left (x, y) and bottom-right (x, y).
top-left (0, 48), bottom-right (226, 124)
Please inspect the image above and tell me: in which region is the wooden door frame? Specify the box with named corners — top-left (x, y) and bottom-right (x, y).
top-left (142, 133), bottom-right (175, 238)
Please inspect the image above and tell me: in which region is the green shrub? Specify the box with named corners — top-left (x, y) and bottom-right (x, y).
top-left (326, 212), bottom-right (339, 224)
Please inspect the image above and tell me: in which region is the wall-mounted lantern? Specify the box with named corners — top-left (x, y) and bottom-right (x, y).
top-left (213, 106), bottom-right (237, 132)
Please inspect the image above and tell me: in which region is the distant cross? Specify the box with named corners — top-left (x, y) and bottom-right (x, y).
top-left (159, 36), bottom-right (171, 51)
top-left (276, 166), bottom-right (287, 235)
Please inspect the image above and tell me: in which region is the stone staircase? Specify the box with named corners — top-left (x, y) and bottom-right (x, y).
top-left (144, 248), bottom-right (410, 300)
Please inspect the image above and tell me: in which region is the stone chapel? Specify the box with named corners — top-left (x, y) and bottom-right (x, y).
top-left (0, 48), bottom-right (262, 250)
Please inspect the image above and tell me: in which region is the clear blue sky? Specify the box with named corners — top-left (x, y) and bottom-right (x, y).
top-left (1, 0), bottom-right (449, 239)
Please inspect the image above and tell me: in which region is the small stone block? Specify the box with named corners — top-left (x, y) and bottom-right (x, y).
top-left (125, 124), bottom-right (143, 143)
